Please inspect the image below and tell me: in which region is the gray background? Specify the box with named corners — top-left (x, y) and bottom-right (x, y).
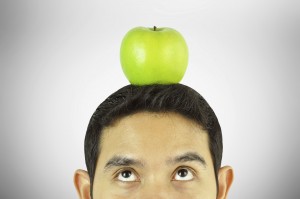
top-left (0, 0), bottom-right (299, 198)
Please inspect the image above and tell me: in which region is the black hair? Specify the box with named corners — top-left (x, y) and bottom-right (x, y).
top-left (84, 84), bottom-right (223, 197)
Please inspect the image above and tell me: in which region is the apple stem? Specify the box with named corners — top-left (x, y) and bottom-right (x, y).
top-left (154, 26), bottom-right (157, 31)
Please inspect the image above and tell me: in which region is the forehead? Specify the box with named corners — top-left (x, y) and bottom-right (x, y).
top-left (99, 112), bottom-right (211, 164)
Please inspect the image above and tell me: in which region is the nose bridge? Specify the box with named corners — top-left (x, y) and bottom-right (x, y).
top-left (139, 176), bottom-right (173, 199)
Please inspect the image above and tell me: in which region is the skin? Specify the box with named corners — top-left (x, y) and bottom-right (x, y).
top-left (74, 112), bottom-right (234, 199)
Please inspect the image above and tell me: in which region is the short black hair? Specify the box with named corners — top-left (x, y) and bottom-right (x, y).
top-left (84, 84), bottom-right (223, 197)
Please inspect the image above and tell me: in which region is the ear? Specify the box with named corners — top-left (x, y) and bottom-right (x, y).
top-left (217, 166), bottom-right (234, 199)
top-left (74, 169), bottom-right (91, 199)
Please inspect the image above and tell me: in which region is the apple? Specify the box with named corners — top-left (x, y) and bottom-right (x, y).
top-left (120, 26), bottom-right (188, 85)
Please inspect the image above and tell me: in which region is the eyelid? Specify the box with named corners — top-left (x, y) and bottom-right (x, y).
top-left (113, 167), bottom-right (140, 182)
top-left (171, 166), bottom-right (197, 181)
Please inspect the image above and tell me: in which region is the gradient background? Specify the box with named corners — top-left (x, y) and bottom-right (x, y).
top-left (0, 0), bottom-right (299, 198)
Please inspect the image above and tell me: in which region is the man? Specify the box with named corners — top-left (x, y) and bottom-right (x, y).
top-left (74, 84), bottom-right (234, 199)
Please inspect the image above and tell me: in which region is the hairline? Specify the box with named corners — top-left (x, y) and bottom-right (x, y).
top-left (93, 110), bottom-right (215, 182)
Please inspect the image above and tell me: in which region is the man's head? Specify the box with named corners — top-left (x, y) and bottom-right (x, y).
top-left (74, 84), bottom-right (233, 199)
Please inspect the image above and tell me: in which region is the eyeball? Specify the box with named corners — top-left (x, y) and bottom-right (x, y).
top-left (117, 170), bottom-right (139, 182)
top-left (173, 168), bottom-right (194, 181)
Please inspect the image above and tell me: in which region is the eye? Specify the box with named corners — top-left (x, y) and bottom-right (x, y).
top-left (173, 167), bottom-right (194, 181)
top-left (116, 169), bottom-right (139, 182)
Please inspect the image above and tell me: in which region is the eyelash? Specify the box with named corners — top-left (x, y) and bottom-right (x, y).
top-left (172, 166), bottom-right (197, 181)
top-left (113, 168), bottom-right (140, 182)
top-left (113, 166), bottom-right (197, 182)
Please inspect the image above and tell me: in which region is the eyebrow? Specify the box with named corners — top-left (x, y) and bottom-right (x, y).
top-left (104, 152), bottom-right (206, 172)
top-left (167, 152), bottom-right (207, 168)
top-left (104, 156), bottom-right (144, 172)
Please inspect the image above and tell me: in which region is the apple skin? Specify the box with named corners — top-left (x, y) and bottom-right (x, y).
top-left (120, 26), bottom-right (188, 85)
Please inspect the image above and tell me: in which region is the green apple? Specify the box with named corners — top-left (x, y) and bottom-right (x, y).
top-left (120, 26), bottom-right (188, 85)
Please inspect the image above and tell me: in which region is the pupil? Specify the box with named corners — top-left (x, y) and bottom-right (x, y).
top-left (122, 171), bottom-right (132, 178)
top-left (178, 169), bottom-right (188, 177)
